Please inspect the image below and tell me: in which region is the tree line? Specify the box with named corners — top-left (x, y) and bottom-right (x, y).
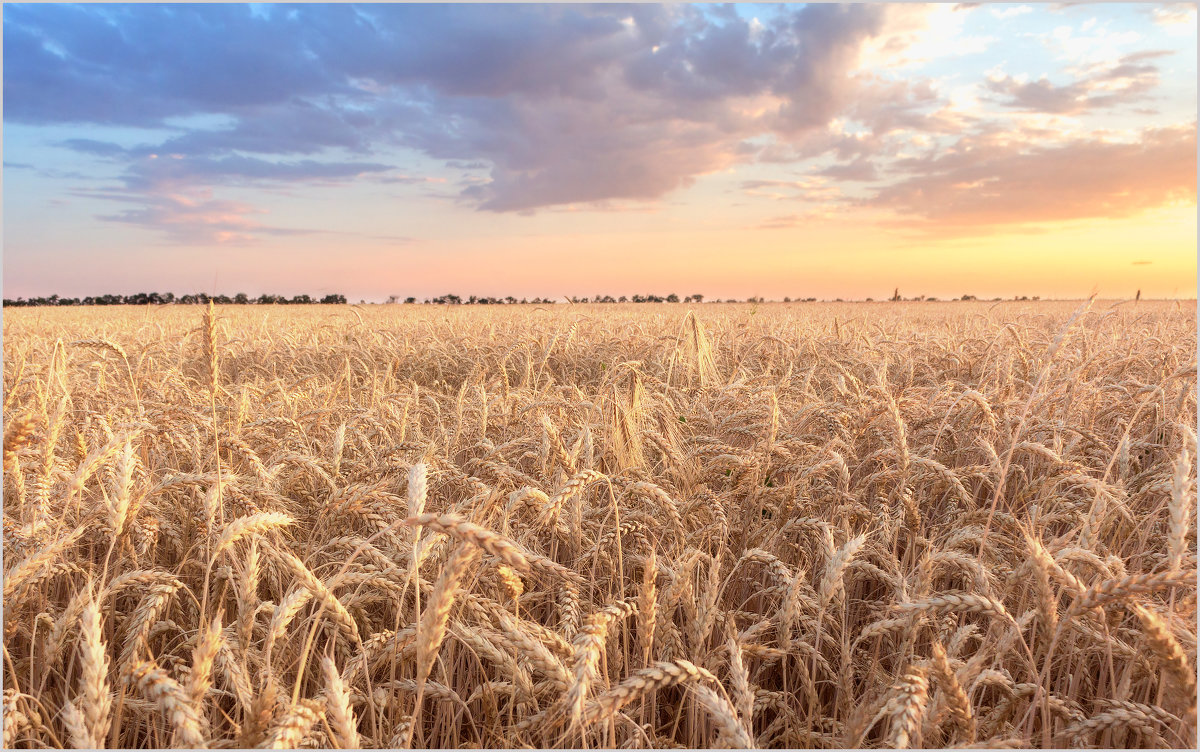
top-left (2, 292), bottom-right (348, 307)
top-left (4, 292), bottom-right (709, 307)
top-left (3, 291), bottom-right (1023, 307)
top-left (404, 293), bottom-right (709, 305)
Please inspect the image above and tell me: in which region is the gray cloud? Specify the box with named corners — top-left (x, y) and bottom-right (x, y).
top-left (817, 159), bottom-right (879, 181)
top-left (5, 2), bottom-right (1188, 241)
top-left (8, 3), bottom-right (895, 220)
top-left (986, 51), bottom-right (1168, 115)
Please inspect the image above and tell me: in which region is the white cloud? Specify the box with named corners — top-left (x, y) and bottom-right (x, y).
top-left (1047, 22), bottom-right (1143, 67)
top-left (861, 5), bottom-right (996, 69)
top-left (991, 6), bottom-right (1034, 20)
top-left (1151, 4), bottom-right (1197, 36)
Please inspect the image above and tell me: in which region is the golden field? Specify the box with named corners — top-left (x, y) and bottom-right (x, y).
top-left (2, 300), bottom-right (1196, 749)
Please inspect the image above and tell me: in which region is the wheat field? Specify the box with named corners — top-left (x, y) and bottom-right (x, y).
top-left (2, 300), bottom-right (1196, 749)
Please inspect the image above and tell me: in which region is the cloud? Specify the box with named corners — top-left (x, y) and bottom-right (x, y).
top-left (866, 122), bottom-right (1197, 229)
top-left (372, 174), bottom-right (445, 185)
top-left (985, 51), bottom-right (1167, 114)
top-left (758, 214), bottom-right (805, 229)
top-left (3, 1), bottom-right (1190, 243)
top-left (818, 159), bottom-right (879, 181)
top-left (57, 139), bottom-right (131, 158)
top-left (120, 154), bottom-right (395, 191)
top-left (388, 3), bottom-right (893, 211)
top-left (81, 185), bottom-right (412, 246)
top-left (740, 178), bottom-right (843, 201)
top-left (992, 6), bottom-right (1034, 20)
top-left (89, 189), bottom-right (298, 245)
top-left (860, 4), bottom-right (993, 69)
top-left (754, 209), bottom-right (838, 229)
top-left (1150, 4), bottom-right (1197, 31)
top-left (5, 2), bottom-right (897, 220)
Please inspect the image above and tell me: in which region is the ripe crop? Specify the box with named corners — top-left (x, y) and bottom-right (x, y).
top-left (3, 300), bottom-right (1195, 748)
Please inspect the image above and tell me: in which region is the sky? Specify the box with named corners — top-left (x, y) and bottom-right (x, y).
top-left (3, 2), bottom-right (1197, 302)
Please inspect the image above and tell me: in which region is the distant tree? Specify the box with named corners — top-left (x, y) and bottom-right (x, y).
top-left (234, 293), bottom-right (249, 304)
top-left (386, 295), bottom-right (399, 304)
top-left (865, 297), bottom-right (873, 302)
top-left (960, 294), bottom-right (976, 301)
top-left (666, 293), bottom-right (679, 303)
top-left (406, 297), bottom-right (417, 304)
top-left (891, 287), bottom-right (901, 302)
top-left (320, 294), bottom-right (346, 304)
top-left (782, 297), bottom-right (791, 303)
top-left (618, 296), bottom-right (627, 303)
top-left (691, 294), bottom-right (704, 303)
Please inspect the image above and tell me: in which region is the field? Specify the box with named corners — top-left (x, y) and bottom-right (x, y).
top-left (2, 300), bottom-right (1196, 749)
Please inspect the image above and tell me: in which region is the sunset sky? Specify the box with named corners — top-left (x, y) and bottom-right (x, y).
top-left (4, 3), bottom-right (1197, 302)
